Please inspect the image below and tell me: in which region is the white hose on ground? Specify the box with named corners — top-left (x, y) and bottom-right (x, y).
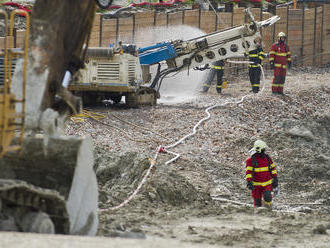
top-left (99, 145), bottom-right (161, 212)
top-left (163, 60), bottom-right (266, 164)
top-left (100, 60), bottom-right (267, 211)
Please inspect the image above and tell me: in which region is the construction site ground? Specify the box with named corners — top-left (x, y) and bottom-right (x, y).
top-left (2, 67), bottom-right (330, 247)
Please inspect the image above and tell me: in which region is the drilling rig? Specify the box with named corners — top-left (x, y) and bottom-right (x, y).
top-left (68, 8), bottom-right (279, 107)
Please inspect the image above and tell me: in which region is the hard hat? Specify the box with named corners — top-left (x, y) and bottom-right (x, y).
top-left (278, 32), bottom-right (286, 38)
top-left (253, 140), bottom-right (268, 153)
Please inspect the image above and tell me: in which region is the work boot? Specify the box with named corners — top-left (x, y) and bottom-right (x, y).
top-left (216, 86), bottom-right (222, 94)
top-left (252, 88), bottom-right (259, 93)
top-left (263, 201), bottom-right (272, 210)
top-left (254, 207), bottom-right (269, 214)
top-left (202, 86), bottom-right (209, 93)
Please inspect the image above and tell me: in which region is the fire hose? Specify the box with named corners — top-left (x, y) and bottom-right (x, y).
top-left (100, 60), bottom-right (266, 211)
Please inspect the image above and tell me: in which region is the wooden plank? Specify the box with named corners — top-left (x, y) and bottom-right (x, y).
top-left (118, 17), bottom-right (133, 43)
top-left (217, 12), bottom-right (232, 30)
top-left (250, 8), bottom-right (261, 21)
top-left (200, 11), bottom-right (216, 33)
top-left (135, 11), bottom-right (154, 26)
top-left (168, 12), bottom-right (183, 26)
top-left (184, 9), bottom-right (199, 28)
top-left (155, 12), bottom-right (166, 26)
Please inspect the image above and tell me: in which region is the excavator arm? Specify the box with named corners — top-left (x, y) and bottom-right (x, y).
top-left (0, 0), bottom-right (111, 235)
top-left (13, 0), bottom-right (97, 132)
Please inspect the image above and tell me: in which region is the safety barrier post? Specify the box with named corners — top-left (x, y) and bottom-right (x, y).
top-left (132, 14), bottom-right (136, 43)
top-left (153, 10), bottom-right (157, 26)
top-left (313, 6), bottom-right (317, 65)
top-left (301, 5), bottom-right (305, 61)
top-left (286, 5), bottom-right (289, 43)
top-left (215, 11), bottom-right (218, 32)
top-left (115, 17), bottom-right (119, 43)
top-left (99, 14), bottom-right (103, 47)
top-left (166, 11), bottom-right (169, 27)
top-left (198, 7), bottom-right (201, 29)
top-left (260, 7), bottom-right (263, 37)
top-left (272, 7), bottom-right (277, 43)
top-left (320, 5), bottom-right (324, 65)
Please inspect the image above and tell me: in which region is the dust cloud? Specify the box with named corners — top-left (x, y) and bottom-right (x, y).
top-left (135, 25), bottom-right (208, 104)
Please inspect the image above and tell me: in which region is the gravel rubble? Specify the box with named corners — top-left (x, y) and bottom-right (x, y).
top-left (65, 67), bottom-right (330, 247)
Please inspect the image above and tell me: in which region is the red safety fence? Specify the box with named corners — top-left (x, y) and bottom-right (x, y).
top-left (2, 2), bottom-right (32, 13)
top-left (109, 0), bottom-right (186, 9)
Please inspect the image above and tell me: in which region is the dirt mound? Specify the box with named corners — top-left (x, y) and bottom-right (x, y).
top-left (95, 151), bottom-right (211, 209)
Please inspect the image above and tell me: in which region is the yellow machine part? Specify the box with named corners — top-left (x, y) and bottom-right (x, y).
top-left (0, 92), bottom-right (17, 155)
top-left (0, 9), bottom-right (28, 157)
top-left (0, 8), bottom-right (99, 235)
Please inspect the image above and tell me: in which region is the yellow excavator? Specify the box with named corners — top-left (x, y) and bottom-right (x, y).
top-left (0, 0), bottom-right (109, 235)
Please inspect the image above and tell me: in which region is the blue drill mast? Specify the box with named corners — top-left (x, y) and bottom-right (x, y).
top-left (137, 42), bottom-right (177, 65)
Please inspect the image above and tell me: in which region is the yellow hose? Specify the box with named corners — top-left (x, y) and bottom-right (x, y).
top-left (70, 110), bottom-right (106, 123)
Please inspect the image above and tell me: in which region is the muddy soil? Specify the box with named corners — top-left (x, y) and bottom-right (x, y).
top-left (66, 67), bottom-right (330, 247)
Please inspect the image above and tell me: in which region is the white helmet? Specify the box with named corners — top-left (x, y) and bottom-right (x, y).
top-left (278, 32), bottom-right (286, 39)
top-left (253, 140), bottom-right (268, 153)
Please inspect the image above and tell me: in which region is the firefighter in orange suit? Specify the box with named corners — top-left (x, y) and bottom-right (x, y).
top-left (269, 32), bottom-right (291, 94)
top-left (246, 140), bottom-right (278, 208)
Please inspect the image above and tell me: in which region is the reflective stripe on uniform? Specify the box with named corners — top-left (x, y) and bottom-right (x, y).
top-left (216, 85), bottom-right (222, 88)
top-left (272, 170), bottom-right (277, 174)
top-left (275, 63), bottom-right (287, 69)
top-left (272, 83), bottom-right (281, 87)
top-left (253, 179), bottom-right (273, 186)
top-left (246, 174), bottom-right (252, 179)
top-left (254, 166), bottom-right (270, 172)
top-left (252, 84), bottom-right (259, 87)
top-left (249, 64), bottom-right (259, 68)
top-left (269, 51), bottom-right (275, 55)
top-left (270, 163), bottom-right (276, 168)
top-left (248, 54), bottom-right (258, 57)
top-left (275, 52), bottom-right (288, 56)
top-left (269, 57), bottom-right (274, 61)
top-left (211, 65), bottom-right (224, 69)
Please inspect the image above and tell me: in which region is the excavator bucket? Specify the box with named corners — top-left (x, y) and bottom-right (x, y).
top-left (0, 136), bottom-right (98, 235)
top-left (0, 9), bottom-right (99, 235)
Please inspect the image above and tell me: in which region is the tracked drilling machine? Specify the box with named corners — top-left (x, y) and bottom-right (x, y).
top-left (0, 0), bottom-right (112, 235)
top-left (68, 8), bottom-right (279, 106)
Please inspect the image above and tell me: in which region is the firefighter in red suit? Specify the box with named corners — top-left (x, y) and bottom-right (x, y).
top-left (269, 32), bottom-right (292, 95)
top-left (246, 140), bottom-right (278, 208)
